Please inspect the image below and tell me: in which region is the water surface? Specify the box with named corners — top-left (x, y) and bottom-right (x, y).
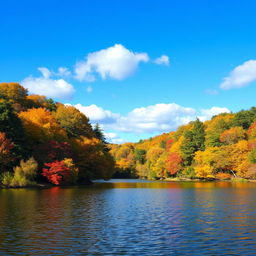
top-left (1, 180), bottom-right (256, 255)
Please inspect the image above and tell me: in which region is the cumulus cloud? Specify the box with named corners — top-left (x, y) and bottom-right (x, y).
top-left (74, 44), bottom-right (149, 81)
top-left (154, 55), bottom-right (170, 65)
top-left (104, 132), bottom-right (125, 144)
top-left (118, 103), bottom-right (196, 133)
top-left (21, 67), bottom-right (75, 99)
top-left (70, 103), bottom-right (230, 135)
top-left (73, 104), bottom-right (120, 124)
top-left (220, 60), bottom-right (256, 89)
top-left (198, 107), bottom-right (230, 121)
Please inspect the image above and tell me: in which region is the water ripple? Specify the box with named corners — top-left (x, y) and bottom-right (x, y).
top-left (1, 180), bottom-right (256, 255)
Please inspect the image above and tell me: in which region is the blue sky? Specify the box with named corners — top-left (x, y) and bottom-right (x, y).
top-left (1, 0), bottom-right (256, 143)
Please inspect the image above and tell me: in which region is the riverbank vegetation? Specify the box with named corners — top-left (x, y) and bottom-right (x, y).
top-left (110, 108), bottom-right (256, 181)
top-left (2, 83), bottom-right (256, 187)
top-left (0, 83), bottom-right (115, 187)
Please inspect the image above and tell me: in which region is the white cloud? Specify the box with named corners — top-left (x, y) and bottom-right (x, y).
top-left (198, 107), bottom-right (230, 121)
top-left (220, 60), bottom-right (256, 89)
top-left (37, 66), bottom-right (71, 78)
top-left (74, 44), bottom-right (149, 81)
top-left (104, 132), bottom-right (125, 144)
top-left (38, 67), bottom-right (51, 79)
top-left (118, 103), bottom-right (196, 133)
top-left (22, 68), bottom-right (75, 99)
top-left (154, 55), bottom-right (170, 65)
top-left (73, 104), bottom-right (120, 124)
top-left (57, 67), bottom-right (71, 77)
top-left (70, 103), bottom-right (230, 136)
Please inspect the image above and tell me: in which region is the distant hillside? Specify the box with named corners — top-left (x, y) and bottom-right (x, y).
top-left (110, 107), bottom-right (256, 180)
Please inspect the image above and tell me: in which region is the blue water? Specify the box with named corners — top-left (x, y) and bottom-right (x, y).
top-left (1, 180), bottom-right (256, 255)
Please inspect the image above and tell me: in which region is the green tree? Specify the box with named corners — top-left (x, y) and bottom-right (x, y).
top-left (134, 149), bottom-right (146, 164)
top-left (0, 100), bottom-right (27, 161)
top-left (54, 104), bottom-right (93, 138)
top-left (232, 107), bottom-right (256, 129)
top-left (181, 119), bottom-right (205, 166)
top-left (93, 123), bottom-right (107, 144)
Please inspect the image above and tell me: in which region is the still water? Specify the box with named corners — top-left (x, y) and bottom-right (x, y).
top-left (1, 180), bottom-right (256, 255)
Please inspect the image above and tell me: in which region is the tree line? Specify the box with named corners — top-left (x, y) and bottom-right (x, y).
top-left (109, 108), bottom-right (256, 180)
top-left (0, 83), bottom-right (115, 187)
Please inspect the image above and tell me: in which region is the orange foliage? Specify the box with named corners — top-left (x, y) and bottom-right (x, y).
top-left (219, 127), bottom-right (245, 144)
top-left (165, 152), bottom-right (182, 175)
top-left (248, 121), bottom-right (256, 139)
top-left (0, 132), bottom-right (15, 169)
top-left (215, 172), bottom-right (231, 180)
top-left (19, 108), bottom-right (67, 142)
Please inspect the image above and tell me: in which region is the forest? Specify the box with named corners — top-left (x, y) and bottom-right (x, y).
top-left (110, 106), bottom-right (256, 181)
top-left (0, 82), bottom-right (115, 187)
top-left (1, 82), bottom-right (256, 187)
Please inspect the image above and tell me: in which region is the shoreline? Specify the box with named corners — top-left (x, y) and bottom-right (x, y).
top-left (1, 177), bottom-right (256, 189)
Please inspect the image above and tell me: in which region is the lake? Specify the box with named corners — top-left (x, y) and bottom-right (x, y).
top-left (1, 179), bottom-right (256, 255)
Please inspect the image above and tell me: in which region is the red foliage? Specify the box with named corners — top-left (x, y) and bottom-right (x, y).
top-left (248, 139), bottom-right (256, 150)
top-left (248, 121), bottom-right (256, 138)
top-left (0, 132), bottom-right (15, 165)
top-left (165, 152), bottom-right (182, 175)
top-left (42, 161), bottom-right (71, 185)
top-left (166, 139), bottom-right (174, 150)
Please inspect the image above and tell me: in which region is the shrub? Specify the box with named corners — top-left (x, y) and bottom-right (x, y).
top-left (42, 158), bottom-right (78, 185)
top-left (181, 167), bottom-right (196, 179)
top-left (13, 157), bottom-right (38, 180)
top-left (1, 157), bottom-right (38, 187)
top-left (10, 173), bottom-right (31, 187)
top-left (1, 172), bottom-right (13, 186)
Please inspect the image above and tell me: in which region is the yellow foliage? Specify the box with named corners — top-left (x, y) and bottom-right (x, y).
top-left (169, 135), bottom-right (184, 153)
top-left (194, 149), bottom-right (215, 178)
top-left (19, 108), bottom-right (67, 142)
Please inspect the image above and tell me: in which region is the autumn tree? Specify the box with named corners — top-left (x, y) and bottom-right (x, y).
top-left (54, 104), bottom-right (93, 138)
top-left (165, 152), bottom-right (182, 176)
top-left (0, 132), bottom-right (15, 173)
top-left (219, 127), bottom-right (246, 144)
top-left (71, 137), bottom-right (115, 182)
top-left (42, 159), bottom-right (76, 185)
top-left (0, 83), bottom-right (28, 105)
top-left (205, 114), bottom-right (234, 147)
top-left (19, 107), bottom-right (67, 143)
top-left (26, 94), bottom-right (57, 111)
top-left (248, 121), bottom-right (256, 139)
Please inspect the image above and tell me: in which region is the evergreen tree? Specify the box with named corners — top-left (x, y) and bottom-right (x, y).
top-left (232, 107), bottom-right (256, 129)
top-left (181, 119), bottom-right (205, 166)
top-left (93, 123), bottom-right (107, 144)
